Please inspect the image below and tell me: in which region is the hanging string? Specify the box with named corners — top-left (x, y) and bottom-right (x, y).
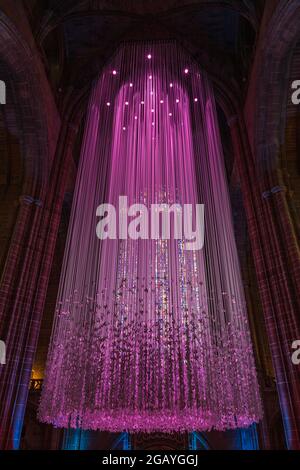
top-left (38, 41), bottom-right (262, 433)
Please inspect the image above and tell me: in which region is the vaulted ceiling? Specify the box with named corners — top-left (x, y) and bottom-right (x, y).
top-left (23, 0), bottom-right (264, 107)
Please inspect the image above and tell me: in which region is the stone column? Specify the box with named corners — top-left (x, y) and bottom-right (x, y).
top-left (228, 114), bottom-right (300, 449)
top-left (0, 122), bottom-right (78, 449)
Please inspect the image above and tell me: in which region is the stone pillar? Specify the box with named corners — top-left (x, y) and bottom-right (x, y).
top-left (0, 122), bottom-right (78, 449)
top-left (0, 196), bottom-right (44, 448)
top-left (228, 114), bottom-right (300, 449)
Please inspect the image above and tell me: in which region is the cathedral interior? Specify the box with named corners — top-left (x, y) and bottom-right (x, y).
top-left (0, 0), bottom-right (300, 451)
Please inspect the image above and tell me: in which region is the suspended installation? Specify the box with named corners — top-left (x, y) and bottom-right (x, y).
top-left (39, 41), bottom-right (262, 432)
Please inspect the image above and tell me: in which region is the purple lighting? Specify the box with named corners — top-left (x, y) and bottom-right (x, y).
top-left (184, 68), bottom-right (189, 74)
top-left (147, 54), bottom-right (152, 59)
top-left (39, 42), bottom-right (262, 433)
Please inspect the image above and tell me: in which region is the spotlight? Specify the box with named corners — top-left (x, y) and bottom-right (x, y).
top-left (184, 68), bottom-right (189, 74)
top-left (147, 54), bottom-right (152, 59)
top-left (194, 98), bottom-right (198, 102)
top-left (141, 101), bottom-right (144, 105)
top-left (169, 112), bottom-right (172, 116)
top-left (106, 102), bottom-right (111, 106)
top-left (149, 75), bottom-right (152, 80)
top-left (151, 109), bottom-right (155, 113)
top-left (176, 99), bottom-right (179, 103)
top-left (170, 83), bottom-right (173, 87)
top-left (112, 70), bottom-right (117, 75)
top-left (125, 101), bottom-right (129, 106)
top-left (160, 100), bottom-right (164, 104)
top-left (129, 83), bottom-right (133, 87)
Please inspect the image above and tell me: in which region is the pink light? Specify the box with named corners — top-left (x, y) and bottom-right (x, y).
top-left (194, 98), bottom-right (198, 102)
top-left (112, 70), bottom-right (117, 75)
top-left (184, 68), bottom-right (189, 74)
top-left (151, 109), bottom-right (154, 113)
top-left (106, 102), bottom-right (111, 106)
top-left (130, 83), bottom-right (133, 87)
top-left (125, 101), bottom-right (129, 106)
top-left (147, 54), bottom-right (152, 59)
top-left (170, 83), bottom-right (173, 87)
top-left (39, 41), bottom-right (262, 434)
top-left (149, 75), bottom-right (152, 80)
top-left (160, 100), bottom-right (164, 104)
